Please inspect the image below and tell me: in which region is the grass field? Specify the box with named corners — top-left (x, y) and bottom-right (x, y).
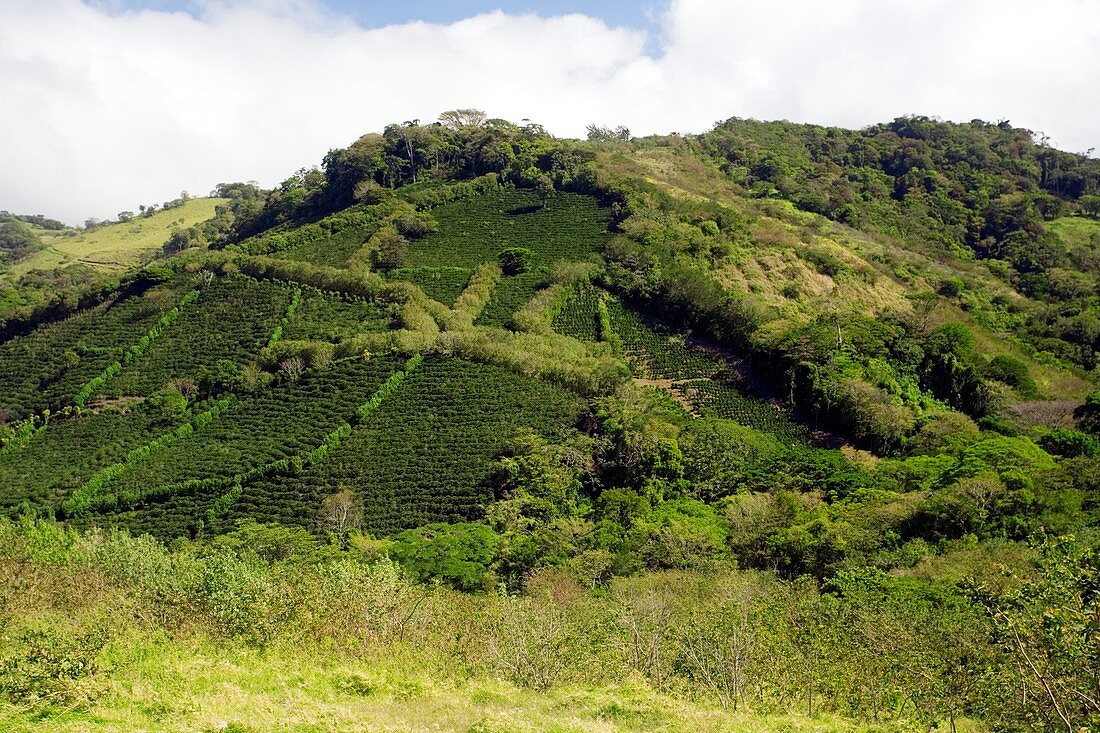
top-left (0, 637), bottom-right (885, 733)
top-left (1048, 214), bottom-right (1100, 249)
top-left (9, 198), bottom-right (226, 277)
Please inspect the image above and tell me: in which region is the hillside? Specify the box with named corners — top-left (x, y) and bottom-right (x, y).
top-left (12, 198), bottom-right (226, 277)
top-left (2, 113), bottom-right (1100, 731)
top-left (0, 198), bottom-right (228, 323)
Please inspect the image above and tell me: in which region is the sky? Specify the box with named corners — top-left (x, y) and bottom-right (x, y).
top-left (2, 0), bottom-right (1098, 225)
top-left (90, 0), bottom-right (665, 32)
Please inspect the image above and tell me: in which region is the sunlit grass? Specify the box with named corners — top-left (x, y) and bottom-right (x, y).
top-left (0, 637), bottom-right (895, 733)
top-left (1048, 214), bottom-right (1100, 249)
top-left (10, 198), bottom-right (226, 277)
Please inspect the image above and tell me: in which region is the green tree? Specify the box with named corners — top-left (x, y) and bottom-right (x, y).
top-left (1074, 392), bottom-right (1100, 434)
top-left (974, 537), bottom-right (1100, 732)
top-left (1040, 429), bottom-right (1099, 458)
top-left (438, 108), bottom-right (487, 130)
top-left (984, 355), bottom-right (1037, 396)
top-left (498, 247), bottom-right (535, 275)
top-left (1080, 194), bottom-right (1100, 218)
top-left (369, 227), bottom-right (409, 270)
top-left (534, 173), bottom-right (555, 207)
top-left (390, 523), bottom-right (500, 592)
top-left (586, 124), bottom-right (631, 142)
top-left (0, 220), bottom-right (39, 251)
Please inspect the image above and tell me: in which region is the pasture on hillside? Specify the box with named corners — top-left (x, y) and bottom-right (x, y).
top-left (9, 198), bottom-right (226, 278)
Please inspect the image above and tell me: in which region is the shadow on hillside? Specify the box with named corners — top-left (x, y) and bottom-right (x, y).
top-left (505, 205), bottom-right (542, 216)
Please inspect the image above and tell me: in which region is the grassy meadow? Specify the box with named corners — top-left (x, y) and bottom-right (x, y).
top-left (10, 199), bottom-right (226, 278)
top-left (0, 641), bottom-right (886, 733)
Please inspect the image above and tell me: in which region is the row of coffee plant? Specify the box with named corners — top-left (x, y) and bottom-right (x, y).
top-left (0, 280), bottom-right (189, 419)
top-left (62, 396), bottom-right (235, 517)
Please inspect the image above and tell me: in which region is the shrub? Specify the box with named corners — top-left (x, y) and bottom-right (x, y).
top-left (485, 594), bottom-right (577, 690)
top-left (939, 277), bottom-right (965, 297)
top-left (369, 227), bottom-right (410, 270)
top-left (0, 622), bottom-right (107, 710)
top-left (984, 355), bottom-right (1037, 395)
top-left (1039, 428), bottom-right (1099, 458)
top-left (498, 247), bottom-right (535, 275)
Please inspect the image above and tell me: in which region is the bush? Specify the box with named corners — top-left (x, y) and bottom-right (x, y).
top-left (1039, 428), bottom-right (1099, 458)
top-left (984, 355), bottom-right (1037, 395)
top-left (144, 389), bottom-right (188, 422)
top-left (369, 227), bottom-right (409, 270)
top-left (485, 595), bottom-right (577, 690)
top-left (939, 277), bottom-right (965, 297)
top-left (498, 247), bottom-right (535, 275)
top-left (392, 211), bottom-right (437, 239)
top-left (195, 551), bottom-right (292, 644)
top-left (0, 622), bottom-right (107, 710)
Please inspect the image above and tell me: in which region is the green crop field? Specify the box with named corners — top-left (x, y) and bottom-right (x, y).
top-left (407, 189), bottom-right (612, 269)
top-left (0, 280), bottom-right (190, 419)
top-left (85, 357), bottom-right (405, 539)
top-left (690, 379), bottom-right (810, 443)
top-left (100, 477), bottom-right (225, 540)
top-left (10, 198), bottom-right (226, 277)
top-left (106, 276), bottom-right (293, 397)
top-left (0, 408), bottom-right (165, 513)
top-left (475, 270), bottom-right (549, 328)
top-left (271, 222), bottom-right (372, 268)
top-left (97, 358), bottom-right (401, 505)
top-left (552, 283), bottom-right (603, 341)
top-left (386, 266), bottom-right (473, 305)
top-left (242, 356), bottom-right (587, 534)
top-left (607, 299), bottom-right (725, 381)
top-left (282, 286), bottom-right (396, 341)
top-left (553, 284), bottom-right (809, 442)
top-left (607, 300), bottom-right (810, 443)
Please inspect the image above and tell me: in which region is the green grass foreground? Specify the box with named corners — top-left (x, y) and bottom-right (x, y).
top-left (0, 641), bottom-right (887, 733)
top-left (0, 517), bottom-right (949, 733)
top-left (8, 516), bottom-right (1092, 733)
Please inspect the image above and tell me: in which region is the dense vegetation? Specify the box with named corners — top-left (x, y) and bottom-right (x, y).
top-left (2, 110), bottom-right (1100, 731)
top-left (0, 279), bottom-right (186, 420)
top-left (247, 356), bottom-right (586, 537)
top-left (696, 117), bottom-right (1100, 370)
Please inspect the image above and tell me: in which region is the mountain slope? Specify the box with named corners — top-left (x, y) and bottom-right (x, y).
top-left (4, 112), bottom-right (1100, 731)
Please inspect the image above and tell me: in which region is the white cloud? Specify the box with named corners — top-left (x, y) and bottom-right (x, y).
top-left (2, 0), bottom-right (1097, 224)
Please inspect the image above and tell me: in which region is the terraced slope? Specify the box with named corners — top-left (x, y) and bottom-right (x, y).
top-left (0, 280), bottom-right (189, 419)
top-left (242, 357), bottom-right (587, 535)
top-left (554, 285), bottom-right (809, 444)
top-left (407, 189), bottom-right (611, 268)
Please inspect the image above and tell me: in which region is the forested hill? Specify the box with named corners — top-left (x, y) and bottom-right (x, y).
top-left (3, 112), bottom-right (1100, 731)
